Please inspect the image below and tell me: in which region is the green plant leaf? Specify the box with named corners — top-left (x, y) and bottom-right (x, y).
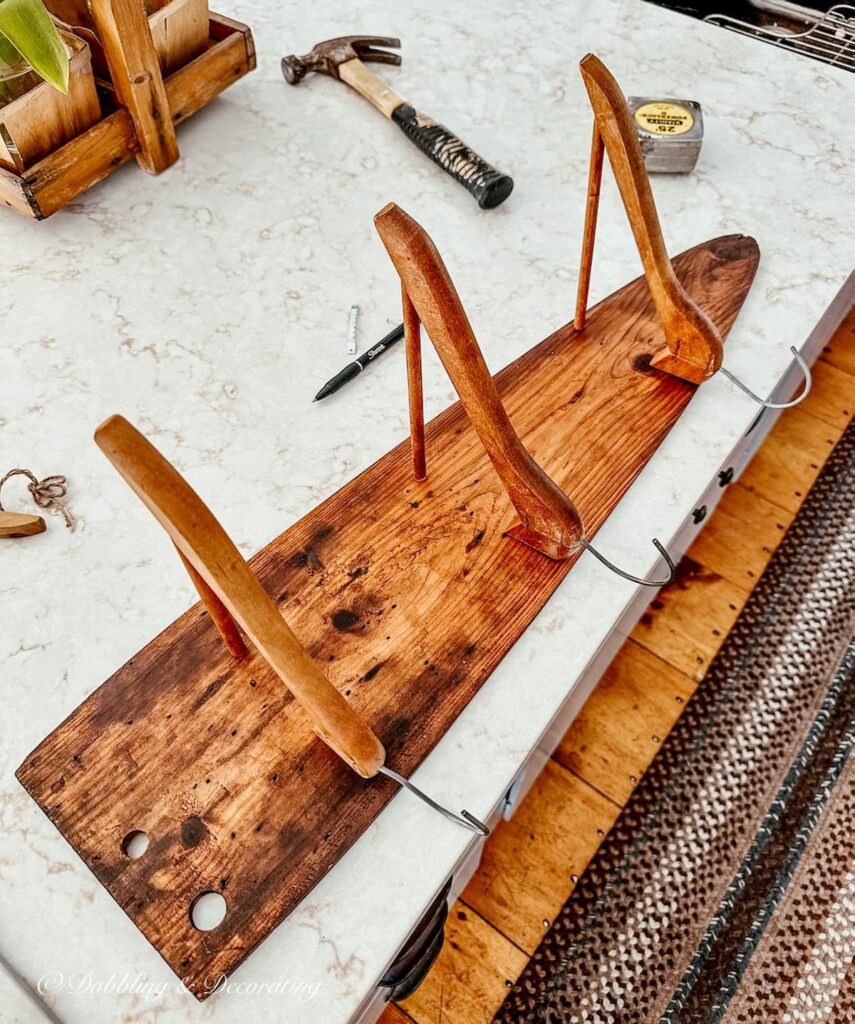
top-left (0, 0), bottom-right (69, 93)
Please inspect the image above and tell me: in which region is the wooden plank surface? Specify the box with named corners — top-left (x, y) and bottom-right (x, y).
top-left (553, 640), bottom-right (696, 805)
top-left (149, 0), bottom-right (209, 76)
top-left (16, 239), bottom-right (759, 998)
top-left (799, 358), bottom-right (852, 432)
top-left (396, 304), bottom-right (853, 1024)
top-left (737, 407), bottom-right (842, 514)
top-left (630, 556), bottom-right (748, 680)
top-left (462, 760), bottom-right (619, 954)
top-left (399, 905), bottom-right (528, 1024)
top-left (820, 308), bottom-right (855, 376)
top-left (686, 483), bottom-right (793, 590)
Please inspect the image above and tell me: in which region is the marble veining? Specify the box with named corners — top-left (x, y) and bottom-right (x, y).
top-left (0, 1), bottom-right (852, 1021)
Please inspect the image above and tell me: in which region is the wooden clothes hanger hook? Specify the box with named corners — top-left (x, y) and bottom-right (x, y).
top-left (374, 201), bottom-right (584, 561)
top-left (375, 203), bottom-right (680, 585)
top-left (94, 414), bottom-right (386, 779)
top-left (93, 416), bottom-right (489, 832)
top-left (574, 53), bottom-right (724, 386)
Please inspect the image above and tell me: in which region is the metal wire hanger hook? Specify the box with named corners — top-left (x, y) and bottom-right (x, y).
top-left (579, 537), bottom-right (677, 587)
top-left (719, 346), bottom-right (812, 409)
top-left (379, 765), bottom-right (490, 836)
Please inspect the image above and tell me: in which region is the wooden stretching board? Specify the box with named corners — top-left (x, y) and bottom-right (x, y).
top-left (17, 235), bottom-right (758, 998)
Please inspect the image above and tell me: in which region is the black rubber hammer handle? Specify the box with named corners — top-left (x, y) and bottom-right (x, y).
top-left (282, 36), bottom-right (514, 209)
top-left (390, 102), bottom-right (513, 209)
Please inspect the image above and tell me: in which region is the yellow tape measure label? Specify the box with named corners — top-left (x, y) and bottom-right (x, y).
top-left (634, 102), bottom-right (694, 136)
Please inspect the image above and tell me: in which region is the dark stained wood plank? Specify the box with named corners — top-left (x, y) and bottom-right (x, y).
top-left (553, 640), bottom-right (696, 806)
top-left (16, 237), bottom-right (759, 997)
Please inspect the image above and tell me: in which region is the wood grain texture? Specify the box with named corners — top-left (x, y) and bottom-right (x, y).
top-left (0, 30), bottom-right (100, 172)
top-left (338, 57), bottom-right (405, 118)
top-left (46, 0), bottom-right (208, 78)
top-left (800, 358), bottom-right (853, 432)
top-left (0, 164), bottom-right (39, 216)
top-left (89, 0), bottom-right (179, 174)
top-left (148, 0), bottom-right (208, 75)
top-left (399, 904), bottom-right (527, 1024)
top-left (820, 308), bottom-right (855, 377)
top-left (95, 415), bottom-right (386, 778)
top-left (574, 121), bottom-right (604, 329)
top-left (737, 408), bottom-right (842, 515)
top-left (462, 759), bottom-right (620, 954)
top-left (17, 236), bottom-right (758, 997)
top-left (630, 555), bottom-right (747, 680)
top-left (20, 107), bottom-right (139, 218)
top-left (578, 54), bottom-right (723, 384)
top-left (553, 639), bottom-right (696, 805)
top-left (403, 285), bottom-right (426, 481)
top-left (377, 203), bottom-right (584, 560)
top-left (687, 483), bottom-right (793, 589)
top-left (2, 15), bottom-right (255, 219)
top-left (0, 511), bottom-right (46, 538)
top-left (177, 547), bottom-right (247, 658)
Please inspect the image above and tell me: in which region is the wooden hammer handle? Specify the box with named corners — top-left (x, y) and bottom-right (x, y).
top-left (94, 415), bottom-right (385, 779)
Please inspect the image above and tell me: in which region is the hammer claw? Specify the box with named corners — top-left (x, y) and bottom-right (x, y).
top-left (356, 45), bottom-right (402, 67)
top-left (352, 35), bottom-right (401, 52)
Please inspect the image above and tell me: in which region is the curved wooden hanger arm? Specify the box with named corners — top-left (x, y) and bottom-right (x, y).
top-left (94, 415), bottom-right (386, 779)
top-left (576, 53), bottom-right (723, 385)
top-left (175, 548), bottom-right (247, 659)
top-left (374, 202), bottom-right (583, 560)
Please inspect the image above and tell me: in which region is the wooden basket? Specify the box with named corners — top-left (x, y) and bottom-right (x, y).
top-left (46, 0), bottom-right (209, 78)
top-left (0, 27), bottom-right (101, 173)
top-left (0, 4), bottom-right (255, 219)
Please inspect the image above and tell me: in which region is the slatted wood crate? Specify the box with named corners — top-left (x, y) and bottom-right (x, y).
top-left (0, 2), bottom-right (254, 219)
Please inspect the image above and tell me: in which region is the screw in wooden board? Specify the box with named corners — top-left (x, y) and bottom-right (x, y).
top-left (718, 467), bottom-right (734, 486)
top-left (692, 505), bottom-right (707, 524)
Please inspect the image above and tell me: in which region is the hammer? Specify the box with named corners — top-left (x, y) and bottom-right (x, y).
top-left (282, 35), bottom-right (514, 209)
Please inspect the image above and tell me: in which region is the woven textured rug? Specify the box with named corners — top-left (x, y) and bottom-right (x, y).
top-left (495, 420), bottom-right (855, 1023)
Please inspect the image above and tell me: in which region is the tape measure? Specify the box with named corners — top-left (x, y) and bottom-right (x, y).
top-left (628, 97), bottom-right (704, 174)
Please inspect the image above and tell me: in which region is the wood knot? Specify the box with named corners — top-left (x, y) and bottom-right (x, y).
top-left (181, 816), bottom-right (205, 847)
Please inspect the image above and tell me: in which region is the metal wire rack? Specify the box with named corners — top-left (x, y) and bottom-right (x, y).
top-left (704, 3), bottom-right (855, 70)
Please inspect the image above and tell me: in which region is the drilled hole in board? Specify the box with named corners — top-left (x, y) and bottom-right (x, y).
top-left (121, 830), bottom-right (149, 859)
top-left (190, 891), bottom-right (227, 931)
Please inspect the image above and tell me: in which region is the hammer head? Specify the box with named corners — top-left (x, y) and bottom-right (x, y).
top-left (282, 35), bottom-right (401, 85)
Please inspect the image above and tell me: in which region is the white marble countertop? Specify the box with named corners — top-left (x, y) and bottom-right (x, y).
top-left (1, 0), bottom-right (852, 1021)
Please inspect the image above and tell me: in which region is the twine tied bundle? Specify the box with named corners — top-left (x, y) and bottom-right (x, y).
top-left (0, 468), bottom-right (74, 529)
